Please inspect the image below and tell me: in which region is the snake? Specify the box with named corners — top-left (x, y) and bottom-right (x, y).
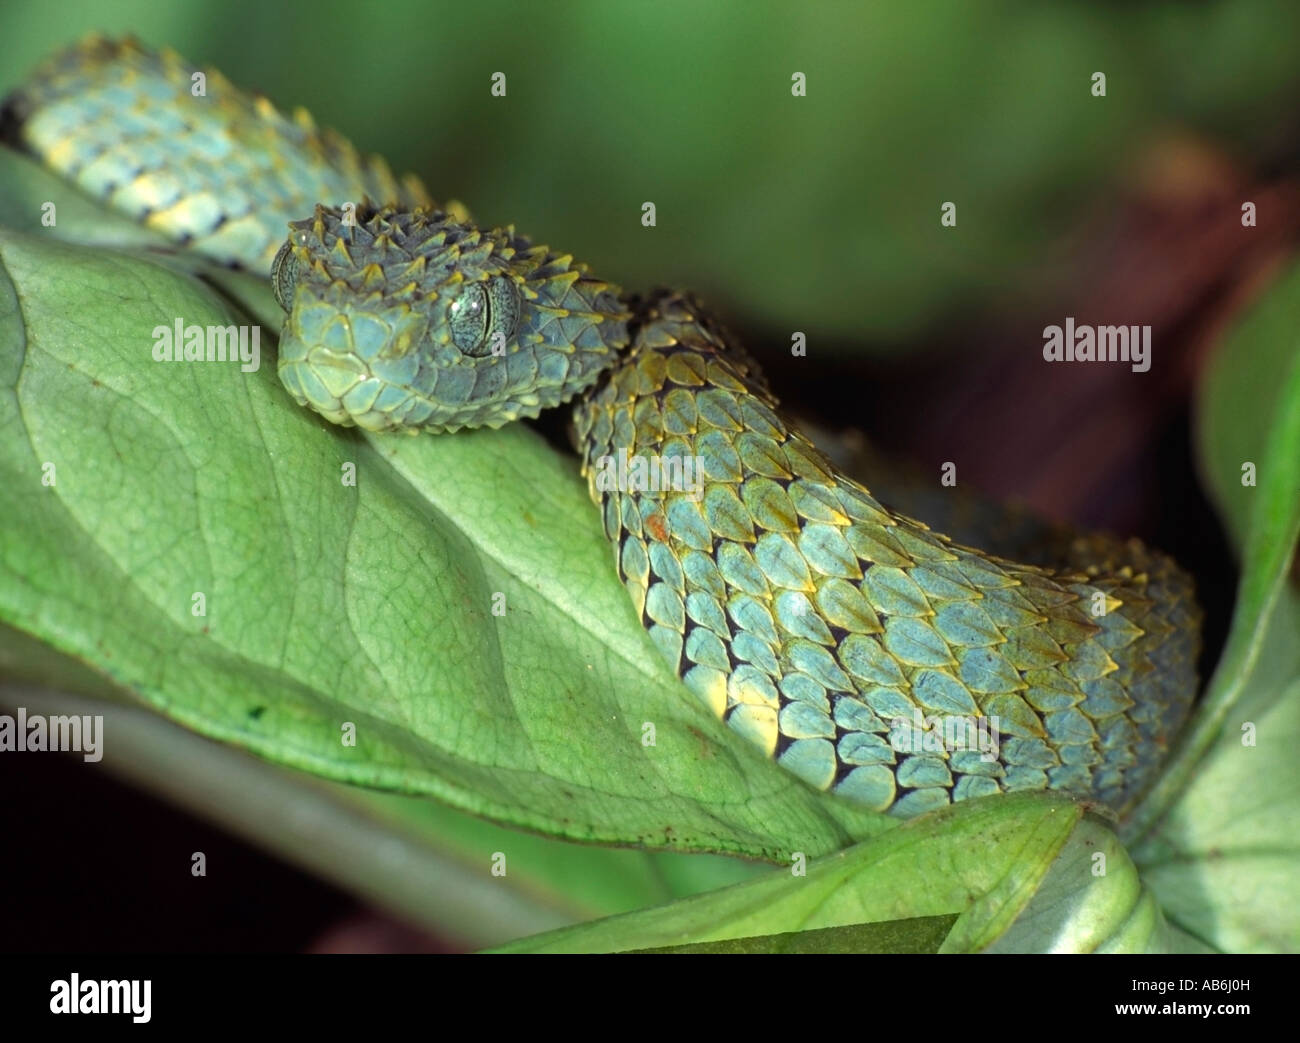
top-left (3, 35), bottom-right (1202, 818)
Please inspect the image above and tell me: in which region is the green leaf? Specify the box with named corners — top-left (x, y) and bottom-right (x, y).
top-left (493, 794), bottom-right (1172, 953)
top-left (634, 916), bottom-right (958, 954)
top-left (1135, 675), bottom-right (1300, 953)
top-left (1195, 256), bottom-right (1300, 555)
top-left (0, 219), bottom-right (892, 861)
top-left (1126, 257), bottom-right (1300, 952)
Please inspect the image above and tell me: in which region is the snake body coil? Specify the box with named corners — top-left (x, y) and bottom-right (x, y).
top-left (4, 36), bottom-right (1201, 816)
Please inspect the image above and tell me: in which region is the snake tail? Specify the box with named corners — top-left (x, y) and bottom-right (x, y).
top-left (2, 33), bottom-right (433, 274)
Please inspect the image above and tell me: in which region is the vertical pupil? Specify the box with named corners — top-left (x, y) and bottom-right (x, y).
top-left (488, 277), bottom-right (519, 346)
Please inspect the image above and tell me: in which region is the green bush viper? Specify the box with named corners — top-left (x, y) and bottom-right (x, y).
top-left (3, 35), bottom-right (1202, 817)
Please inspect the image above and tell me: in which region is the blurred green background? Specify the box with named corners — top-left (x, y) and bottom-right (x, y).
top-left (5, 0), bottom-right (1300, 347)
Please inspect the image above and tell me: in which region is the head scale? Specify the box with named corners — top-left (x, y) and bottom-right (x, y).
top-left (273, 204), bottom-right (629, 432)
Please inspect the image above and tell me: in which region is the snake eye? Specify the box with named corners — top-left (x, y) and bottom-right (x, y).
top-left (486, 275), bottom-right (520, 345)
top-left (271, 241), bottom-right (298, 312)
top-left (449, 276), bottom-right (520, 358)
top-left (449, 283), bottom-right (488, 355)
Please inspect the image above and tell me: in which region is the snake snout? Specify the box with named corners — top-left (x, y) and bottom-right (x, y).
top-left (276, 291), bottom-right (432, 431)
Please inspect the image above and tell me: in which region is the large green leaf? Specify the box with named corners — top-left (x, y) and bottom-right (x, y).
top-left (0, 216), bottom-right (894, 860)
top-left (494, 794), bottom-right (1179, 953)
top-left (1125, 260), bottom-right (1300, 952)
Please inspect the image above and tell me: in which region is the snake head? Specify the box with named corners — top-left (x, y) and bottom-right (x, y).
top-left (272, 204), bottom-right (630, 432)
